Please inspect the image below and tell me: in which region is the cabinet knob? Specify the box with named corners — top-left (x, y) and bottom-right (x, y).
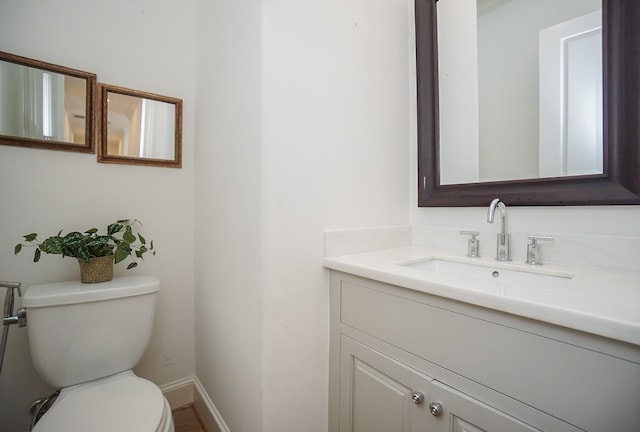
top-left (428, 402), bottom-right (443, 416)
top-left (411, 391), bottom-right (424, 404)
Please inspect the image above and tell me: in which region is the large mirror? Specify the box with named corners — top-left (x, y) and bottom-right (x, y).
top-left (98, 83), bottom-right (182, 168)
top-left (415, 0), bottom-right (640, 206)
top-left (0, 51), bottom-right (96, 153)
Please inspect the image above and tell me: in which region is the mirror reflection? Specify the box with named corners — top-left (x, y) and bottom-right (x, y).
top-left (0, 51), bottom-right (96, 153)
top-left (98, 84), bottom-right (182, 168)
top-left (437, 0), bottom-right (602, 185)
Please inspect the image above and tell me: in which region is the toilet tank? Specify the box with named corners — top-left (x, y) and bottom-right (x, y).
top-left (22, 275), bottom-right (160, 388)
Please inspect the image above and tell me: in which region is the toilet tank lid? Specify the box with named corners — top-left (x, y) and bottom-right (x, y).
top-left (23, 275), bottom-right (159, 308)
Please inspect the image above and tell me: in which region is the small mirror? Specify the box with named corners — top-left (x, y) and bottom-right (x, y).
top-left (0, 51), bottom-right (96, 153)
top-left (98, 83), bottom-right (182, 168)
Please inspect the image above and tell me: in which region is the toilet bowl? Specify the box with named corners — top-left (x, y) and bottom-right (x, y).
top-left (22, 275), bottom-right (174, 432)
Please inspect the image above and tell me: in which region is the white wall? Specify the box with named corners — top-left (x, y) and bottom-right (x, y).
top-left (261, 0), bottom-right (410, 429)
top-left (194, 0), bottom-right (410, 430)
top-left (194, 0), bottom-right (264, 431)
top-left (0, 1), bottom-right (197, 430)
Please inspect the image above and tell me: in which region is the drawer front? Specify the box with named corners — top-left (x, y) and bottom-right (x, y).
top-left (339, 279), bottom-right (640, 431)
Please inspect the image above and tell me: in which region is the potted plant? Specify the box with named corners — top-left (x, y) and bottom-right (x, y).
top-left (14, 219), bottom-right (156, 283)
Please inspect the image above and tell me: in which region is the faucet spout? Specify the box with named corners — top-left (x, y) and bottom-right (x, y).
top-left (487, 198), bottom-right (511, 261)
top-left (487, 198), bottom-right (505, 225)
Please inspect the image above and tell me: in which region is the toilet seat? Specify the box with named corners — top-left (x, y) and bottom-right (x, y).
top-left (33, 371), bottom-right (173, 432)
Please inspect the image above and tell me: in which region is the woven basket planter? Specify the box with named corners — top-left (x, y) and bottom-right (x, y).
top-left (78, 255), bottom-right (114, 283)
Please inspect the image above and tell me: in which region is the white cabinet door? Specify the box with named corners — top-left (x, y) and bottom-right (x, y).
top-left (339, 335), bottom-right (541, 432)
top-left (340, 336), bottom-right (434, 432)
top-left (429, 380), bottom-right (540, 432)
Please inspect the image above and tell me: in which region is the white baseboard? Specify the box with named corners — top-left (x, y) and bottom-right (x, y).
top-left (193, 376), bottom-right (230, 432)
top-left (160, 375), bottom-right (229, 432)
top-left (160, 376), bottom-right (195, 410)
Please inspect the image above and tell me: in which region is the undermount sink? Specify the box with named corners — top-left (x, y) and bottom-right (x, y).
top-left (401, 258), bottom-right (574, 296)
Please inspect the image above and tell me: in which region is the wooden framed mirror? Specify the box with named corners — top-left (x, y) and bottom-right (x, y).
top-left (0, 51), bottom-right (96, 153)
top-left (415, 0), bottom-right (639, 206)
top-left (97, 83), bottom-right (182, 168)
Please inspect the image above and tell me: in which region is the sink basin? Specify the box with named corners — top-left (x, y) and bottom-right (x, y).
top-left (401, 258), bottom-right (573, 296)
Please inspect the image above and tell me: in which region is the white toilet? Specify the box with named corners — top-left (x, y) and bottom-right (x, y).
top-left (22, 275), bottom-right (174, 432)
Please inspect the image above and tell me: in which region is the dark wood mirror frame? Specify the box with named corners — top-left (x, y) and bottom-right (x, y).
top-left (0, 51), bottom-right (96, 153)
top-left (97, 83), bottom-right (182, 168)
top-left (415, 0), bottom-right (640, 206)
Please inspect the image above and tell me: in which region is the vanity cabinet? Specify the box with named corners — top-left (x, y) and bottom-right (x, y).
top-left (329, 271), bottom-right (640, 432)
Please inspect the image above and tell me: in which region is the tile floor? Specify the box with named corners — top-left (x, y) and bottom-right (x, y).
top-left (173, 405), bottom-right (206, 432)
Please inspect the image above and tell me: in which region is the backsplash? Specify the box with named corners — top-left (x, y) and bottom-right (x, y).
top-left (324, 226), bottom-right (410, 257)
top-left (326, 225), bottom-right (640, 272)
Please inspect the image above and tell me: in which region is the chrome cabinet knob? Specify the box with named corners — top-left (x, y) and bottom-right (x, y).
top-left (411, 391), bottom-right (424, 405)
top-left (429, 402), bottom-right (443, 416)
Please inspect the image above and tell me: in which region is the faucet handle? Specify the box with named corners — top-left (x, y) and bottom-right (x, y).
top-left (460, 231), bottom-right (480, 258)
top-left (525, 235), bottom-right (554, 265)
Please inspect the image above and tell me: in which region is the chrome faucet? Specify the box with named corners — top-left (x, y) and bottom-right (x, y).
top-left (487, 198), bottom-right (511, 261)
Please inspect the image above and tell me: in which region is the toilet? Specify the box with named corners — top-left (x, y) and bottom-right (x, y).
top-left (22, 275), bottom-right (174, 432)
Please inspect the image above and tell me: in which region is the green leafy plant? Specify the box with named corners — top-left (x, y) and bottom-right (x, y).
top-left (14, 219), bottom-right (155, 270)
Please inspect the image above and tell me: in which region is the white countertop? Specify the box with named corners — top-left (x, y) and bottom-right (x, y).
top-left (324, 246), bottom-right (640, 346)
